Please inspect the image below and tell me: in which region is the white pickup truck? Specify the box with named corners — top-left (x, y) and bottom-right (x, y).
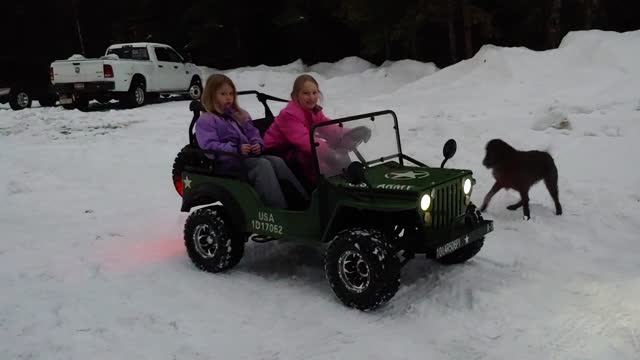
top-left (50, 42), bottom-right (203, 110)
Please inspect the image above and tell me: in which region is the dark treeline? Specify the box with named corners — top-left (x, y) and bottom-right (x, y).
top-left (2, 0), bottom-right (639, 69)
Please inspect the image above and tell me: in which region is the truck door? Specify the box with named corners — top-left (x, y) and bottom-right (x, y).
top-left (152, 47), bottom-right (174, 91)
top-left (166, 47), bottom-right (192, 92)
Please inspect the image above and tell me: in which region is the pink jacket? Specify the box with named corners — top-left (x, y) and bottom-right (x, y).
top-left (264, 101), bottom-right (345, 185)
top-left (264, 100), bottom-right (342, 154)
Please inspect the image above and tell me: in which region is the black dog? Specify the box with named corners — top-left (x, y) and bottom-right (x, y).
top-left (480, 139), bottom-right (562, 220)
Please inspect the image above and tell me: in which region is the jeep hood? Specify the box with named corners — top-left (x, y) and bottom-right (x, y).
top-left (330, 161), bottom-right (472, 194)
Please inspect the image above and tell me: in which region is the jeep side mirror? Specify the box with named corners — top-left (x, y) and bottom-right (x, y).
top-left (440, 139), bottom-right (457, 168)
top-left (344, 161), bottom-right (367, 185)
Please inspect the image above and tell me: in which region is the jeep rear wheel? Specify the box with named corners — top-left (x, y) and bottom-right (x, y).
top-left (435, 237), bottom-right (485, 265)
top-left (184, 207), bottom-right (245, 273)
top-left (325, 228), bottom-right (400, 311)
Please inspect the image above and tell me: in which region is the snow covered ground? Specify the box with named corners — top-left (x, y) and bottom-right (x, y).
top-left (2, 30), bottom-right (640, 359)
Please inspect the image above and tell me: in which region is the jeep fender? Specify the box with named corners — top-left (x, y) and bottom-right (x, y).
top-left (320, 204), bottom-right (416, 243)
top-left (181, 184), bottom-right (245, 230)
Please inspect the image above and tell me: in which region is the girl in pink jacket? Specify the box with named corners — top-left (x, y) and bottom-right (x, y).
top-left (264, 75), bottom-right (364, 186)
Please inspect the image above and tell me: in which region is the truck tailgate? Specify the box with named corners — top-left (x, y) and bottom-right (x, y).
top-left (52, 60), bottom-right (105, 84)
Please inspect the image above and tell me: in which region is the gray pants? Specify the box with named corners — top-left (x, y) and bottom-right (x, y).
top-left (244, 155), bottom-right (309, 209)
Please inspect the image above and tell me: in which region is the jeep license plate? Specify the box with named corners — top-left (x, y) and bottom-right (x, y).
top-left (436, 237), bottom-right (466, 258)
top-left (74, 83), bottom-right (85, 90)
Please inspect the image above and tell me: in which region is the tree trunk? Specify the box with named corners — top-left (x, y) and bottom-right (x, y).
top-left (585, 0), bottom-right (593, 29)
top-left (448, 0), bottom-right (458, 63)
top-left (546, 0), bottom-right (562, 48)
top-left (72, 0), bottom-right (86, 55)
top-left (462, 0), bottom-right (473, 58)
top-left (383, 24), bottom-right (391, 60)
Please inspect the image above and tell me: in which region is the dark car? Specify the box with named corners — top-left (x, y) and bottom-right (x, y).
top-left (0, 56), bottom-right (58, 110)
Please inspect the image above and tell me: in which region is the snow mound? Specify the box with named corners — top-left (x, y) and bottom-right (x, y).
top-left (531, 103), bottom-right (572, 131)
top-left (308, 56), bottom-right (376, 78)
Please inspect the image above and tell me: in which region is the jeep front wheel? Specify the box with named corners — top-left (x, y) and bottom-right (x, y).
top-left (184, 207), bottom-right (245, 273)
top-left (325, 228), bottom-right (400, 311)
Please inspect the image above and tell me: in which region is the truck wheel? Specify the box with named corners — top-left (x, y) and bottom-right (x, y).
top-left (38, 93), bottom-right (57, 107)
top-left (9, 88), bottom-right (32, 110)
top-left (325, 228), bottom-right (400, 311)
top-left (188, 77), bottom-right (202, 100)
top-left (184, 207), bottom-right (245, 273)
top-left (95, 94), bottom-right (111, 104)
top-left (126, 80), bottom-right (146, 107)
top-left (435, 237), bottom-right (485, 265)
top-left (74, 95), bottom-right (90, 111)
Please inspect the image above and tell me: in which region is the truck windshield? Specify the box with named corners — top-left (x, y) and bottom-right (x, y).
top-left (106, 47), bottom-right (150, 60)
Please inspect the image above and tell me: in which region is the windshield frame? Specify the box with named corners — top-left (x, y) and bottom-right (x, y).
top-left (309, 110), bottom-right (425, 180)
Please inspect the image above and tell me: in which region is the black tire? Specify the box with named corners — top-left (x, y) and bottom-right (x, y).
top-left (188, 77), bottom-right (202, 100)
top-left (74, 95), bottom-right (90, 111)
top-left (38, 93), bottom-right (58, 107)
top-left (172, 144), bottom-right (202, 196)
top-left (435, 237), bottom-right (485, 265)
top-left (325, 228), bottom-right (401, 311)
top-left (184, 206), bottom-right (245, 273)
top-left (9, 88), bottom-right (32, 110)
top-left (95, 94), bottom-right (111, 104)
top-left (126, 78), bottom-right (146, 107)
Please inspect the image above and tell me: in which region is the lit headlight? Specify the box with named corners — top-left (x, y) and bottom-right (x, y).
top-left (420, 194), bottom-right (431, 211)
top-left (463, 178), bottom-right (472, 195)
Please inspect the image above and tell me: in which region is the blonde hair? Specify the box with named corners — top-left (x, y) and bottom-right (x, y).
top-left (201, 74), bottom-right (241, 114)
top-left (290, 74), bottom-right (322, 102)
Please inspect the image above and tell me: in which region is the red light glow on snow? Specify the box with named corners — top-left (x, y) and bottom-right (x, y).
top-left (102, 235), bottom-right (184, 273)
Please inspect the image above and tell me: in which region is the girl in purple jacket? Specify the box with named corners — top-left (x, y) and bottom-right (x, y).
top-left (195, 74), bottom-right (308, 209)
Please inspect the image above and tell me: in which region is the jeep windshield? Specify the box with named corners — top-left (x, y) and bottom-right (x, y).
top-left (311, 111), bottom-right (403, 178)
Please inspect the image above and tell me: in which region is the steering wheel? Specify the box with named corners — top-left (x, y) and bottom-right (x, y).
top-left (341, 126), bottom-right (371, 165)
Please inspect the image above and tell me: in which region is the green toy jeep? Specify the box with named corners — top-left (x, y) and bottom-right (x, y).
top-left (171, 91), bottom-right (494, 311)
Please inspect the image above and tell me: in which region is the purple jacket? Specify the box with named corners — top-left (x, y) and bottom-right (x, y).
top-left (195, 111), bottom-right (264, 155)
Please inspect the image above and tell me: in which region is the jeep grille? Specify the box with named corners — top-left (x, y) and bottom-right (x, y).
top-left (431, 180), bottom-right (465, 228)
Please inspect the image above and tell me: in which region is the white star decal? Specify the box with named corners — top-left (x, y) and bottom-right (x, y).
top-left (183, 176), bottom-right (192, 189)
top-left (384, 170), bottom-right (430, 180)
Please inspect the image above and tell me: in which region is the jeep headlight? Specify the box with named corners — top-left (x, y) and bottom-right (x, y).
top-left (420, 194), bottom-right (431, 211)
top-left (463, 178), bottom-right (472, 195)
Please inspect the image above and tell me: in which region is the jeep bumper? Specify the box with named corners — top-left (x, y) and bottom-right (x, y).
top-left (431, 219), bottom-right (493, 258)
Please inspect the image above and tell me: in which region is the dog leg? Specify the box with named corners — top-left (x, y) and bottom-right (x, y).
top-left (506, 200), bottom-right (523, 211)
top-left (480, 182), bottom-right (503, 212)
top-left (544, 169), bottom-right (562, 215)
top-left (520, 190), bottom-right (531, 220)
